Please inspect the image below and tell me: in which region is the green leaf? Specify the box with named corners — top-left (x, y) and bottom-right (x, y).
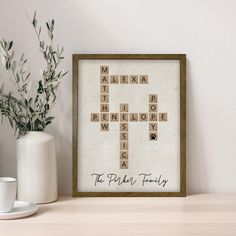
top-left (22, 59), bottom-right (27, 65)
top-left (11, 60), bottom-right (16, 73)
top-left (46, 116), bottom-right (55, 122)
top-left (3, 39), bottom-right (7, 49)
top-left (8, 117), bottom-right (13, 128)
top-left (33, 11), bottom-right (36, 20)
top-left (32, 18), bottom-right (37, 28)
top-left (28, 98), bottom-right (32, 106)
top-left (0, 84), bottom-right (4, 94)
top-left (8, 41), bottom-right (13, 51)
top-left (32, 114), bottom-right (39, 123)
top-left (62, 71), bottom-right (68, 77)
top-left (25, 72), bottom-right (30, 80)
top-left (46, 120), bottom-right (52, 126)
top-left (32, 11), bottom-right (37, 28)
top-left (46, 22), bottom-right (50, 30)
top-left (20, 53), bottom-right (24, 62)
top-left (16, 73), bottom-right (20, 83)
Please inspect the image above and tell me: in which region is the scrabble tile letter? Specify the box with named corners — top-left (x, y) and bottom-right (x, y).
top-left (120, 132), bottom-right (128, 141)
top-left (100, 66), bottom-right (109, 74)
top-left (139, 113), bottom-right (148, 122)
top-left (120, 160), bottom-right (128, 169)
top-left (149, 113), bottom-right (157, 121)
top-left (120, 104), bottom-right (128, 112)
top-left (149, 104), bottom-right (157, 112)
top-left (91, 113), bottom-right (99, 122)
top-left (120, 142), bottom-right (128, 150)
top-left (120, 113), bottom-right (128, 122)
top-left (100, 123), bottom-right (109, 131)
top-left (101, 113), bottom-right (109, 122)
top-left (120, 123), bottom-right (128, 131)
top-left (100, 104), bottom-right (109, 112)
top-left (100, 75), bottom-right (109, 84)
top-left (130, 113), bottom-right (138, 122)
top-left (159, 113), bottom-right (168, 121)
top-left (149, 132), bottom-right (157, 141)
top-left (100, 94), bottom-right (109, 103)
top-left (149, 123), bottom-right (157, 131)
top-left (110, 75), bottom-right (119, 84)
top-left (140, 75), bottom-right (148, 84)
top-left (120, 75), bottom-right (129, 84)
top-left (100, 85), bottom-right (109, 93)
top-left (149, 94), bottom-right (158, 103)
top-left (120, 151), bottom-right (128, 159)
top-left (110, 113), bottom-right (119, 122)
top-left (129, 75), bottom-right (138, 84)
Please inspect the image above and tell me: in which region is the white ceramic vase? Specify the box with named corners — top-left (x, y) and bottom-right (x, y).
top-left (17, 131), bottom-right (57, 204)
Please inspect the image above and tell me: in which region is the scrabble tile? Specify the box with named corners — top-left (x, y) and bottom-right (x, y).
top-left (120, 160), bottom-right (128, 169)
top-left (139, 113), bottom-right (148, 122)
top-left (120, 123), bottom-right (128, 131)
top-left (149, 123), bottom-right (158, 131)
top-left (149, 113), bottom-right (158, 121)
top-left (120, 132), bottom-right (128, 141)
top-left (100, 94), bottom-right (109, 103)
top-left (129, 113), bottom-right (138, 122)
top-left (100, 123), bottom-right (109, 131)
top-left (120, 151), bottom-right (128, 159)
top-left (120, 142), bottom-right (128, 150)
top-left (110, 75), bottom-right (119, 84)
top-left (100, 66), bottom-right (109, 74)
top-left (110, 113), bottom-right (119, 122)
top-left (120, 75), bottom-right (129, 84)
top-left (159, 113), bottom-right (168, 121)
top-left (100, 75), bottom-right (109, 84)
top-left (120, 113), bottom-right (128, 122)
top-left (149, 132), bottom-right (157, 141)
top-left (149, 94), bottom-right (158, 103)
top-left (100, 85), bottom-right (109, 93)
top-left (90, 113), bottom-right (99, 122)
top-left (100, 104), bottom-right (109, 112)
top-left (149, 104), bottom-right (157, 112)
top-left (129, 75), bottom-right (138, 84)
top-left (139, 75), bottom-right (148, 84)
top-left (120, 104), bottom-right (128, 112)
top-left (100, 113), bottom-right (109, 122)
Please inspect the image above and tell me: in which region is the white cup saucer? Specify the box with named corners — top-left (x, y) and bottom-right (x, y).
top-left (0, 201), bottom-right (38, 220)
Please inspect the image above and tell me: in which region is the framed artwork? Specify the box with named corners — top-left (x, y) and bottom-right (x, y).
top-left (73, 54), bottom-right (186, 197)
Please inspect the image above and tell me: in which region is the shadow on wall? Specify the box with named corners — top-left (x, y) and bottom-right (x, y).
top-left (46, 89), bottom-right (72, 195)
top-left (186, 58), bottom-right (208, 194)
top-left (0, 122), bottom-right (17, 178)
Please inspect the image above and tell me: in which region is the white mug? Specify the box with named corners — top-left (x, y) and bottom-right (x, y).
top-left (0, 177), bottom-right (17, 213)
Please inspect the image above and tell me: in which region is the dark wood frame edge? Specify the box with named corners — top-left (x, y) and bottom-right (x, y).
top-left (72, 54), bottom-right (186, 197)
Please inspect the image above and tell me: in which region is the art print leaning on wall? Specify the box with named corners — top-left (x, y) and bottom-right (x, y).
top-left (73, 54), bottom-right (186, 197)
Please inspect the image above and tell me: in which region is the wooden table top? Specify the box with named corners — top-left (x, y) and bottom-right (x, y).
top-left (1, 194), bottom-right (236, 236)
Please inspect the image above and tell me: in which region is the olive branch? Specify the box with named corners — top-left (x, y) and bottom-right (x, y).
top-left (0, 12), bottom-right (67, 138)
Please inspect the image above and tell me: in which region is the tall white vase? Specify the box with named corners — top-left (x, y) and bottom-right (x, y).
top-left (17, 131), bottom-right (57, 204)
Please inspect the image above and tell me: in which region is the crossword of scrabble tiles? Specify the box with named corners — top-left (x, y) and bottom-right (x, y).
top-left (91, 66), bottom-right (168, 169)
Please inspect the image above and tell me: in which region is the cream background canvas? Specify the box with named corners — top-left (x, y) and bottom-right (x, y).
top-left (77, 59), bottom-right (180, 192)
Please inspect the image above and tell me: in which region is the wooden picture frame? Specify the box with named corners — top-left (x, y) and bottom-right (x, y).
top-left (73, 54), bottom-right (186, 197)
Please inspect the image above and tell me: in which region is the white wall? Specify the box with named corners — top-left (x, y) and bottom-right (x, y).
top-left (0, 0), bottom-right (236, 194)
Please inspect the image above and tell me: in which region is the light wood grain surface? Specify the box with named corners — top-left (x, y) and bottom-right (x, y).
top-left (1, 194), bottom-right (236, 236)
